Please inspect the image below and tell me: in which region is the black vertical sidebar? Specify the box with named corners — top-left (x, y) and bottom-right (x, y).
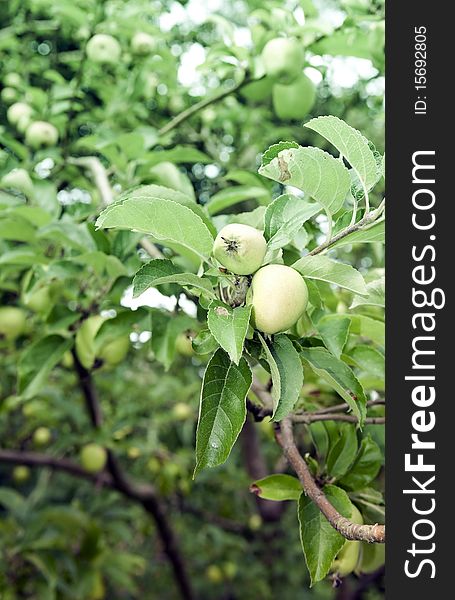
top-left (387, 3), bottom-right (451, 598)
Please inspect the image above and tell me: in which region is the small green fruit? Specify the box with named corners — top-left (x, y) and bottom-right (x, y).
top-left (24, 286), bottom-right (51, 313)
top-left (80, 444), bottom-right (107, 473)
top-left (131, 32), bottom-right (155, 55)
top-left (223, 561), bottom-right (238, 580)
top-left (205, 565), bottom-right (224, 584)
top-left (248, 514), bottom-right (262, 531)
top-left (248, 265), bottom-right (308, 334)
top-left (1, 87), bottom-right (18, 104)
top-left (1, 168), bottom-right (34, 197)
top-left (172, 402), bottom-right (193, 420)
top-left (261, 38), bottom-right (304, 83)
top-left (7, 102), bottom-right (32, 126)
top-left (127, 447), bottom-right (141, 459)
top-left (75, 315), bottom-right (104, 369)
top-left (86, 34), bottom-right (121, 64)
top-left (4, 73), bottom-right (21, 87)
top-left (241, 77), bottom-right (274, 102)
top-left (25, 121), bottom-right (59, 149)
top-left (331, 505), bottom-right (363, 577)
top-left (175, 332), bottom-right (194, 357)
top-left (0, 307), bottom-right (27, 340)
top-left (13, 465), bottom-right (30, 484)
top-left (61, 351), bottom-right (74, 369)
top-left (213, 223), bottom-right (266, 275)
top-left (273, 74), bottom-right (316, 120)
top-left (99, 336), bottom-right (129, 366)
top-left (33, 426), bottom-right (51, 447)
top-left (358, 542), bottom-right (385, 574)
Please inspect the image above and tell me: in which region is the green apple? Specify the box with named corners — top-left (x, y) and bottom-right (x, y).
top-left (205, 565), bottom-right (224, 584)
top-left (13, 465), bottom-right (30, 484)
top-left (4, 73), bottom-right (21, 88)
top-left (175, 332), bottom-right (194, 357)
top-left (147, 457), bottom-right (161, 473)
top-left (213, 224), bottom-right (267, 275)
top-left (248, 265), bottom-right (308, 334)
top-left (80, 443), bottom-right (107, 473)
top-left (131, 32), bottom-right (155, 55)
top-left (248, 514), bottom-right (262, 531)
top-left (272, 73), bottom-right (316, 120)
top-left (172, 402), bottom-right (193, 420)
top-left (61, 351), bottom-right (74, 369)
top-left (241, 76), bottom-right (274, 102)
top-left (7, 102), bottom-right (33, 126)
top-left (261, 38), bottom-right (304, 83)
top-left (1, 87), bottom-right (18, 104)
top-left (99, 335), bottom-right (129, 366)
top-left (331, 505), bottom-right (363, 577)
top-left (1, 168), bottom-right (34, 197)
top-left (357, 541), bottom-right (385, 574)
top-left (24, 285), bottom-right (52, 313)
top-left (0, 306), bottom-right (27, 340)
top-left (86, 34), bottom-right (121, 64)
top-left (33, 426), bottom-right (51, 447)
top-left (127, 447), bottom-right (141, 459)
top-left (25, 121), bottom-right (59, 149)
top-left (75, 315), bottom-right (104, 369)
top-left (223, 561), bottom-right (238, 580)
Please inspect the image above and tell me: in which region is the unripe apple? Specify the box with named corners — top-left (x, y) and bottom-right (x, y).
top-left (223, 561), bottom-right (238, 580)
top-left (1, 87), bottom-right (18, 104)
top-left (241, 76), bottom-right (274, 102)
top-left (131, 32), bottom-right (155, 55)
top-left (33, 426), bottom-right (51, 447)
top-left (13, 465), bottom-right (30, 484)
top-left (127, 446), bottom-right (141, 459)
top-left (75, 315), bottom-right (104, 369)
top-left (25, 121), bottom-right (59, 149)
top-left (331, 505), bottom-right (363, 577)
top-left (213, 224), bottom-right (266, 275)
top-left (358, 541), bottom-right (385, 574)
top-left (99, 335), bottom-right (129, 366)
top-left (61, 351), bottom-right (74, 369)
top-left (248, 265), bottom-right (308, 334)
top-left (80, 443), bottom-right (107, 473)
top-left (172, 402), bottom-right (193, 420)
top-left (24, 285), bottom-right (51, 313)
top-left (261, 38), bottom-right (304, 83)
top-left (1, 168), bottom-right (34, 197)
top-left (0, 306), bottom-right (27, 340)
top-left (272, 73), bottom-right (316, 120)
top-left (205, 565), bottom-right (224, 584)
top-left (4, 73), bottom-right (21, 88)
top-left (248, 514), bottom-right (262, 531)
top-left (17, 114), bottom-right (32, 134)
top-left (86, 34), bottom-right (121, 64)
top-left (7, 102), bottom-right (33, 126)
top-left (175, 332), bottom-right (194, 357)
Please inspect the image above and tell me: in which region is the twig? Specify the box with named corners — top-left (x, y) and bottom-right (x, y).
top-left (158, 75), bottom-right (252, 137)
top-left (293, 413), bottom-right (385, 425)
top-left (309, 399), bottom-right (385, 416)
top-left (275, 418), bottom-right (385, 543)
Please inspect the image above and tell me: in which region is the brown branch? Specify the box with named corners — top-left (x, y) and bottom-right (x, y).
top-left (158, 75), bottom-right (252, 137)
top-left (275, 418), bottom-right (385, 543)
top-left (240, 415), bottom-right (286, 523)
top-left (309, 399), bottom-right (385, 416)
top-left (71, 350), bottom-right (195, 600)
top-left (293, 413), bottom-right (385, 425)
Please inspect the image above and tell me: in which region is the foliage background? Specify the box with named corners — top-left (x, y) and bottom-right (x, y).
top-left (0, 0), bottom-right (384, 598)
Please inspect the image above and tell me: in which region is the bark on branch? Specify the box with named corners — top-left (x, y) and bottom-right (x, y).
top-left (275, 418), bottom-right (385, 543)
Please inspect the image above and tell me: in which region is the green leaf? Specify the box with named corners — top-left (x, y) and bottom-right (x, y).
top-left (38, 222), bottom-right (96, 252)
top-left (133, 259), bottom-right (216, 299)
top-left (192, 329), bottom-right (219, 355)
top-left (261, 141), bottom-right (299, 167)
top-left (18, 335), bottom-right (72, 399)
top-left (305, 116), bottom-right (380, 192)
top-left (300, 347), bottom-right (366, 425)
top-left (206, 186), bottom-right (270, 215)
top-left (207, 301), bottom-right (251, 365)
top-left (349, 315), bottom-right (384, 347)
top-left (194, 349), bottom-right (252, 477)
top-left (326, 423), bottom-right (358, 479)
top-left (339, 436), bottom-right (383, 491)
top-left (351, 277), bottom-right (385, 308)
top-left (264, 194), bottom-right (320, 251)
top-left (318, 315), bottom-right (351, 358)
top-left (298, 485), bottom-right (353, 584)
top-left (151, 310), bottom-right (195, 370)
top-left (293, 255), bottom-right (367, 296)
top-left (96, 191), bottom-right (214, 263)
top-left (259, 146), bottom-right (351, 215)
top-left (250, 474), bottom-right (302, 501)
top-left (348, 346), bottom-right (384, 379)
top-left (70, 251), bottom-right (127, 278)
top-left (259, 334), bottom-right (303, 421)
top-left (330, 220), bottom-right (384, 249)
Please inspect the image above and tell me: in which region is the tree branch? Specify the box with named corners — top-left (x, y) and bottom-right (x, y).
top-left (275, 418), bottom-right (385, 543)
top-left (293, 413), bottom-right (385, 425)
top-left (158, 75), bottom-right (252, 137)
